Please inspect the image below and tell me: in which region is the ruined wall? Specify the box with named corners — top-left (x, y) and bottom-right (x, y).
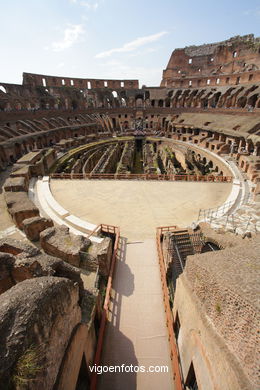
top-left (116, 141), bottom-right (135, 173)
top-left (161, 34), bottom-right (260, 87)
top-left (173, 237), bottom-right (260, 390)
top-left (23, 72), bottom-right (139, 89)
top-left (0, 276), bottom-right (81, 390)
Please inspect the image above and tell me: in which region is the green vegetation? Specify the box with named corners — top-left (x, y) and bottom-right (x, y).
top-left (12, 345), bottom-right (43, 387)
top-left (215, 303), bottom-right (222, 314)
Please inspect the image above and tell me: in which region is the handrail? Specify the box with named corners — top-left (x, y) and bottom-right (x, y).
top-left (86, 224), bottom-right (101, 239)
top-left (50, 172), bottom-right (233, 183)
top-left (90, 224), bottom-right (120, 390)
top-left (197, 199), bottom-right (234, 222)
top-left (156, 226), bottom-right (184, 390)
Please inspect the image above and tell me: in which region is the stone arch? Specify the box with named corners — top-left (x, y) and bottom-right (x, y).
top-left (135, 94), bottom-right (144, 108)
top-left (247, 94), bottom-right (258, 108)
top-left (165, 97), bottom-right (171, 107)
top-left (158, 99), bottom-right (164, 107)
top-left (237, 96), bottom-right (247, 108)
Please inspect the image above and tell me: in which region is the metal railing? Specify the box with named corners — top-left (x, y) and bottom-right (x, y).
top-left (90, 223), bottom-right (120, 390)
top-left (197, 200), bottom-right (235, 222)
top-left (156, 226), bottom-right (184, 390)
top-left (50, 172), bottom-right (233, 183)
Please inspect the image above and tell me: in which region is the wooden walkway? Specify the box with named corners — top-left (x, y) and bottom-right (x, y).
top-left (97, 238), bottom-right (174, 390)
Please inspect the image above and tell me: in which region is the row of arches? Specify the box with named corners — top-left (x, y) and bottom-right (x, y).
top-left (1, 85), bottom-right (259, 112)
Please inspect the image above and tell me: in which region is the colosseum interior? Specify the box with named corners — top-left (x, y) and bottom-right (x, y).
top-left (0, 34), bottom-right (259, 390)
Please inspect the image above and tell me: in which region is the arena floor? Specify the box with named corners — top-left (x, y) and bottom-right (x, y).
top-left (51, 180), bottom-right (232, 239)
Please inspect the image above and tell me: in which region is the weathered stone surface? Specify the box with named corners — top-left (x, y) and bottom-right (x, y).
top-left (80, 251), bottom-right (99, 273)
top-left (87, 236), bottom-right (113, 276)
top-left (0, 276), bottom-right (81, 390)
top-left (4, 191), bottom-right (39, 229)
top-left (3, 176), bottom-right (27, 192)
top-left (0, 237), bottom-right (40, 257)
top-left (22, 216), bottom-right (54, 241)
top-left (4, 190), bottom-right (28, 208)
top-left (199, 222), bottom-right (244, 248)
top-left (0, 252), bottom-right (15, 294)
top-left (40, 225), bottom-right (91, 267)
top-left (182, 236), bottom-right (260, 389)
top-left (0, 238), bottom-right (84, 296)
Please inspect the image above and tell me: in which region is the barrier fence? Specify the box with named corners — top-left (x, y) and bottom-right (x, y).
top-left (90, 224), bottom-right (120, 390)
top-left (50, 172), bottom-right (233, 183)
top-left (156, 226), bottom-right (184, 390)
top-left (197, 200), bottom-right (234, 222)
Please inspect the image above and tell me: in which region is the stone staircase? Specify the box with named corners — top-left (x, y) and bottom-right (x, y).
top-left (168, 229), bottom-right (200, 289)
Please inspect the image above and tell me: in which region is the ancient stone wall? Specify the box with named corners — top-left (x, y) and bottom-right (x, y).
top-left (161, 34), bottom-right (260, 88)
top-left (22, 72), bottom-right (139, 89)
top-left (173, 236), bottom-right (260, 390)
top-left (0, 232), bottom-right (106, 389)
top-left (0, 276), bottom-right (81, 390)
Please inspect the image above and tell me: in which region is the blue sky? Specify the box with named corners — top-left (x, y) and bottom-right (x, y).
top-left (1, 0), bottom-right (260, 86)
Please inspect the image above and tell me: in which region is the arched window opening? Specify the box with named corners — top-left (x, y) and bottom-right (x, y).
top-left (112, 91), bottom-right (118, 98)
top-left (247, 94), bottom-right (258, 108)
top-left (165, 98), bottom-right (171, 107)
top-left (158, 99), bottom-right (164, 107)
top-left (0, 86), bottom-right (7, 93)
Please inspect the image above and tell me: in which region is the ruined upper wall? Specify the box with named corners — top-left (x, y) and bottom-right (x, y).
top-left (161, 34), bottom-right (260, 87)
top-left (181, 235), bottom-right (260, 389)
top-left (23, 72), bottom-right (139, 89)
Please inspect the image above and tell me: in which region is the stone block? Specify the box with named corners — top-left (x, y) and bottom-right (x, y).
top-left (4, 191), bottom-right (39, 229)
top-left (0, 237), bottom-right (84, 296)
top-left (22, 216), bottom-right (54, 241)
top-left (40, 225), bottom-right (91, 268)
top-left (4, 176), bottom-right (27, 192)
top-left (0, 277), bottom-right (81, 390)
top-left (88, 237), bottom-right (113, 276)
top-left (0, 252), bottom-right (16, 294)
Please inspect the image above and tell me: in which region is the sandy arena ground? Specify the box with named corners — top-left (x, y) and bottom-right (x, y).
top-left (51, 179), bottom-right (232, 239)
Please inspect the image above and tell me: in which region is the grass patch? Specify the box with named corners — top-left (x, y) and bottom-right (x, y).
top-left (12, 345), bottom-right (43, 387)
top-left (215, 303), bottom-right (222, 314)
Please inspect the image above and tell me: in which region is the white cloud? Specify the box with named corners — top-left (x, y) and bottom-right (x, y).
top-left (51, 24), bottom-right (85, 51)
top-left (95, 31), bottom-right (168, 58)
top-left (79, 1), bottom-right (99, 10)
top-left (69, 0), bottom-right (99, 10)
top-left (97, 60), bottom-right (162, 86)
top-left (128, 47), bottom-right (158, 58)
top-left (243, 7), bottom-right (260, 16)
